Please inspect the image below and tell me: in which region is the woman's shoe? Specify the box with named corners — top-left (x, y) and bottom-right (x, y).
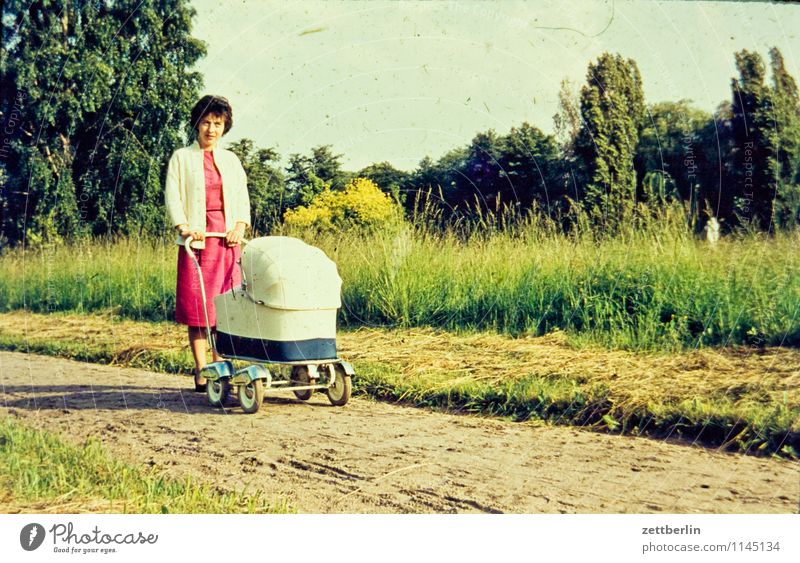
top-left (194, 374), bottom-right (207, 392)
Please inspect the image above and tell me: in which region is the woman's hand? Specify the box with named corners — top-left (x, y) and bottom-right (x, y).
top-left (178, 225), bottom-right (205, 242)
top-left (225, 223), bottom-right (246, 246)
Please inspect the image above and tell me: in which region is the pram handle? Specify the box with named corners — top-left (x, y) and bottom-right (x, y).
top-left (183, 230), bottom-right (241, 241)
top-left (183, 232), bottom-right (249, 251)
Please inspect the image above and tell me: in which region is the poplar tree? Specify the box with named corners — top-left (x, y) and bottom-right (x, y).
top-left (729, 49), bottom-right (774, 230)
top-left (573, 53), bottom-right (645, 229)
top-left (768, 47), bottom-right (800, 228)
top-left (552, 78), bottom-right (581, 156)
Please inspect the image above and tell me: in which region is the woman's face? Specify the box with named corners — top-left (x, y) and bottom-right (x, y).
top-left (197, 112), bottom-right (226, 150)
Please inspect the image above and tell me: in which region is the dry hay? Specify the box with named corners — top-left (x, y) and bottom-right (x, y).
top-left (338, 327), bottom-right (800, 412)
top-left (0, 310), bottom-right (183, 360)
top-left (2, 311), bottom-right (799, 412)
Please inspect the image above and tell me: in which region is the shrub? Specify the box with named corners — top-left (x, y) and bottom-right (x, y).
top-left (284, 177), bottom-right (402, 231)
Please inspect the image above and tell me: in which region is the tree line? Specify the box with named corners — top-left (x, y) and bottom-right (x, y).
top-left (232, 47), bottom-right (800, 236)
top-left (2, 0), bottom-right (799, 246)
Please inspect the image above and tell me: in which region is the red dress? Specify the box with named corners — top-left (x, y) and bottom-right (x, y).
top-left (175, 151), bottom-right (242, 327)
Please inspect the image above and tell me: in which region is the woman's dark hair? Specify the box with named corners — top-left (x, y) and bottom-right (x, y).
top-left (190, 95), bottom-right (233, 135)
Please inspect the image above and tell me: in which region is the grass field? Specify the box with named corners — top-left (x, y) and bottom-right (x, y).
top-left (0, 415), bottom-right (291, 513)
top-left (1, 311), bottom-right (797, 458)
top-left (1, 211), bottom-right (798, 351)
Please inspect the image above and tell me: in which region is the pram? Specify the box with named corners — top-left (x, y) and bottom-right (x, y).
top-left (184, 233), bottom-right (354, 414)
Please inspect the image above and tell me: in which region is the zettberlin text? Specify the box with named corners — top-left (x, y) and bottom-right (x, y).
top-left (642, 525), bottom-right (701, 535)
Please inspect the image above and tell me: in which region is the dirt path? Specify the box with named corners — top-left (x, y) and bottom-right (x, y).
top-left (1, 351), bottom-right (797, 513)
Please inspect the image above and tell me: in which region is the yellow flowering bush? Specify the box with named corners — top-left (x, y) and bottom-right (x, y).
top-left (284, 177), bottom-right (401, 231)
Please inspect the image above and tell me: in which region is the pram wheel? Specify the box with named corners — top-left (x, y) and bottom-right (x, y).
top-left (238, 379), bottom-right (264, 414)
top-left (326, 364), bottom-right (351, 407)
top-left (207, 378), bottom-right (231, 408)
top-left (291, 365), bottom-right (316, 401)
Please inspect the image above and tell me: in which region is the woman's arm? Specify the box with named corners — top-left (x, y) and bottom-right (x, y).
top-left (226, 157), bottom-right (251, 245)
top-left (166, 151), bottom-right (205, 242)
top-left (164, 152), bottom-right (189, 229)
top-left (236, 158), bottom-right (251, 228)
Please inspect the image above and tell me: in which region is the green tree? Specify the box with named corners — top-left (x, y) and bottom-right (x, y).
top-left (356, 161), bottom-right (409, 204)
top-left (405, 125), bottom-right (563, 222)
top-left (689, 100), bottom-right (737, 226)
top-left (729, 49), bottom-right (775, 230)
top-left (498, 122), bottom-right (563, 214)
top-left (635, 101), bottom-right (713, 224)
top-left (0, 0), bottom-right (205, 244)
top-left (768, 47), bottom-right (800, 228)
top-left (284, 144), bottom-right (349, 207)
top-left (462, 129), bottom-right (505, 211)
top-left (228, 138), bottom-right (285, 235)
top-left (405, 147), bottom-right (469, 219)
top-left (285, 153), bottom-right (326, 207)
top-left (552, 78), bottom-right (581, 156)
top-left (552, 77), bottom-right (583, 210)
top-left (309, 145), bottom-right (350, 190)
top-left (573, 52), bottom-right (646, 228)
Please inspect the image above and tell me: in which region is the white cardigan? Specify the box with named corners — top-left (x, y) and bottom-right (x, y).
top-left (164, 141), bottom-right (251, 248)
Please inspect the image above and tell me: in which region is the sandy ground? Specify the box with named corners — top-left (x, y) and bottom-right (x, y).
top-left (1, 351), bottom-right (797, 514)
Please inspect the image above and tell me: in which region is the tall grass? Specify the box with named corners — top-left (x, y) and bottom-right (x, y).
top-left (0, 236), bottom-right (176, 322)
top-left (1, 207), bottom-right (798, 350)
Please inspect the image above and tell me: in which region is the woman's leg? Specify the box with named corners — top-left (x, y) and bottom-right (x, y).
top-left (210, 329), bottom-right (223, 363)
top-left (189, 326), bottom-right (224, 387)
top-left (188, 326), bottom-right (208, 386)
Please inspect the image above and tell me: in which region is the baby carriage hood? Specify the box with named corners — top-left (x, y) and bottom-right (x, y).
top-left (240, 236), bottom-right (342, 310)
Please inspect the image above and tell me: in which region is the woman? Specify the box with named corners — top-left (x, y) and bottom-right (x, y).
top-left (164, 95), bottom-right (251, 391)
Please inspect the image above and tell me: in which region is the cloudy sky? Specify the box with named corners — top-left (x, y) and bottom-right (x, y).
top-left (190, 0), bottom-right (799, 171)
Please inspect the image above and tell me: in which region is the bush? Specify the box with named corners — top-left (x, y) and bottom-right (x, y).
top-left (284, 177), bottom-right (402, 231)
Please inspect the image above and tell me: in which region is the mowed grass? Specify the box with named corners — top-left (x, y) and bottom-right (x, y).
top-left (1, 210), bottom-right (798, 351)
top-left (0, 416), bottom-right (291, 513)
top-left (1, 311), bottom-right (798, 457)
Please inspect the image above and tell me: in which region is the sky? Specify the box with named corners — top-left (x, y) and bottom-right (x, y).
top-left (190, 0), bottom-right (800, 171)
